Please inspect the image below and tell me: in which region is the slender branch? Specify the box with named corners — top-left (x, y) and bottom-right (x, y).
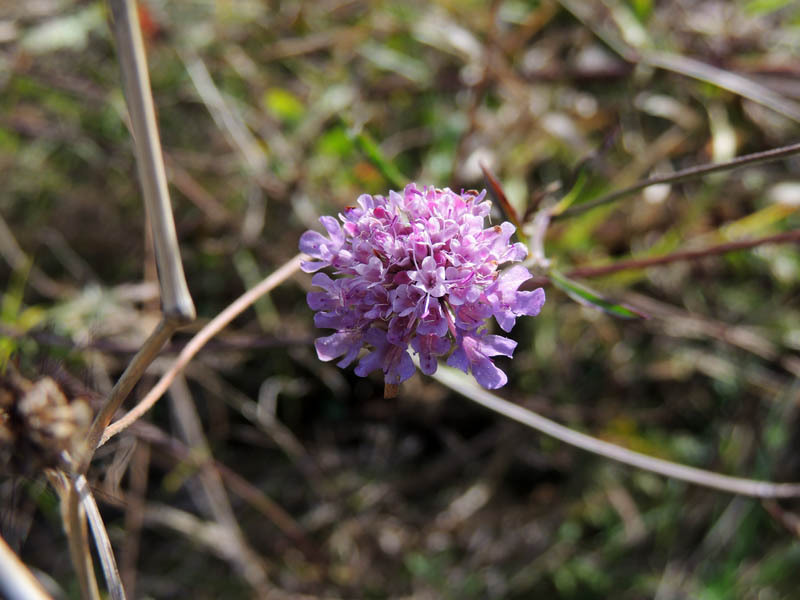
top-left (558, 140), bottom-right (800, 218)
top-left (100, 254), bottom-right (305, 445)
top-left (74, 474), bottom-right (127, 600)
top-left (523, 228), bottom-right (800, 290)
top-left (81, 0), bottom-right (197, 477)
top-left (47, 471), bottom-right (102, 600)
top-left (481, 161), bottom-right (527, 243)
top-left (108, 0), bottom-right (195, 322)
top-left (0, 533), bottom-right (52, 600)
top-left (77, 319), bottom-right (177, 473)
top-left (430, 364), bottom-right (800, 498)
top-left (68, 486), bottom-right (100, 600)
top-left (566, 229), bottom-right (800, 279)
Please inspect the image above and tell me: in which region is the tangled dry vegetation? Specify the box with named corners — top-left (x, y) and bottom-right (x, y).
top-left (2, 1), bottom-right (800, 598)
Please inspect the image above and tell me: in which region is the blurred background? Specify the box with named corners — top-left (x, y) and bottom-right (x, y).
top-left (2, 0), bottom-right (800, 598)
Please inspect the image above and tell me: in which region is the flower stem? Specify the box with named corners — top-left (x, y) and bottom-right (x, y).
top-left (432, 363), bottom-right (800, 498)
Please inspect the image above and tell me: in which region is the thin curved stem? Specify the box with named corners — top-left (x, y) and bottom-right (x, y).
top-left (100, 254), bottom-right (305, 445)
top-left (558, 141), bottom-right (800, 218)
top-left (430, 364), bottom-right (800, 498)
top-left (565, 229), bottom-right (800, 279)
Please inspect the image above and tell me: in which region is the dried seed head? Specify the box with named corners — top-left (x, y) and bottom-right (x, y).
top-left (0, 367), bottom-right (92, 475)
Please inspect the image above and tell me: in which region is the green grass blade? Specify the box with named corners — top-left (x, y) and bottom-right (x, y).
top-left (549, 270), bottom-right (647, 320)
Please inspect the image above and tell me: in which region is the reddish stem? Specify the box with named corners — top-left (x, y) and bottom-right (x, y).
top-left (529, 229), bottom-right (800, 286)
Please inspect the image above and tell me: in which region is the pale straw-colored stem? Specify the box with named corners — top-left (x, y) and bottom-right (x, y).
top-left (47, 470), bottom-right (101, 600)
top-left (74, 474), bottom-right (127, 600)
top-left (0, 533), bottom-right (52, 600)
top-left (77, 319), bottom-right (176, 473)
top-left (77, 0), bottom-right (198, 472)
top-left (431, 364), bottom-right (800, 498)
top-left (100, 254), bottom-right (305, 445)
top-left (108, 0), bottom-right (194, 322)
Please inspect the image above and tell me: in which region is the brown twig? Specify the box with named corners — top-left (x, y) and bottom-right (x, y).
top-left (565, 229), bottom-right (800, 279)
top-left (525, 228), bottom-right (800, 290)
top-left (558, 140), bottom-right (800, 218)
top-left (480, 161), bottom-right (525, 234)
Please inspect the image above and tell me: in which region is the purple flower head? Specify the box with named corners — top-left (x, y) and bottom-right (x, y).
top-left (301, 184), bottom-right (545, 389)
